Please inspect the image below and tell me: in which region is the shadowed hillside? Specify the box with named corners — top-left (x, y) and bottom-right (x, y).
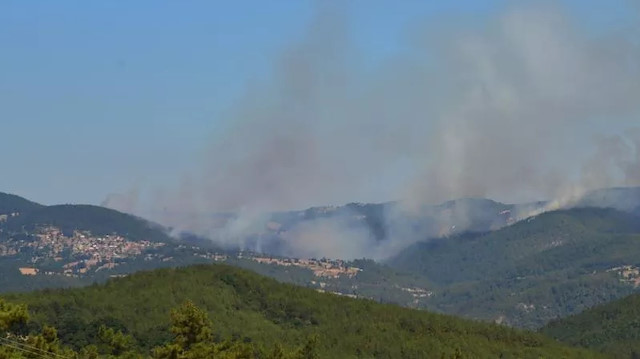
top-left (542, 293), bottom-right (640, 359)
top-left (0, 192), bottom-right (43, 215)
top-left (388, 207), bottom-right (640, 328)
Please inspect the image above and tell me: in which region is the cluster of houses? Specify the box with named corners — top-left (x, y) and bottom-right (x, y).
top-left (8, 227), bottom-right (166, 276)
top-left (245, 254), bottom-right (362, 278)
top-left (608, 265), bottom-right (640, 287)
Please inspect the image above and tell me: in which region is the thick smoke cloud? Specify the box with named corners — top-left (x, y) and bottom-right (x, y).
top-left (104, 3), bottom-right (640, 259)
top-left (410, 5), bottom-right (640, 206)
top-left (582, 130), bottom-right (640, 189)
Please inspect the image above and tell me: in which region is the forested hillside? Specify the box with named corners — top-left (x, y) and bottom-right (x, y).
top-left (541, 293), bottom-right (640, 358)
top-left (5, 190), bottom-right (640, 334)
top-left (2, 264), bottom-right (602, 358)
top-left (2, 203), bottom-right (173, 243)
top-left (0, 194), bottom-right (188, 293)
top-left (0, 192), bottom-right (43, 214)
top-left (388, 207), bottom-right (640, 328)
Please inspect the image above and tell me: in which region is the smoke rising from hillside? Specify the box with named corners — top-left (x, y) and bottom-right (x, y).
top-left (104, 3), bottom-right (640, 259)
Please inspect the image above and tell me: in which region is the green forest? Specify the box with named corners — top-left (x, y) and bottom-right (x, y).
top-left (1, 264), bottom-right (602, 358)
top-left (542, 292), bottom-right (640, 358)
top-left (387, 207), bottom-right (640, 327)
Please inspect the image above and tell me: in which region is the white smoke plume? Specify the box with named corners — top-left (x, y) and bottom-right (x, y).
top-left (104, 2), bottom-right (640, 259)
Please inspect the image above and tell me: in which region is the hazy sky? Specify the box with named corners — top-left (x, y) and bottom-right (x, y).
top-left (0, 0), bottom-right (636, 206)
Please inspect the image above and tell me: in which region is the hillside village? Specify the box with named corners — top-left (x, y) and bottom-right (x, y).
top-left (608, 265), bottom-right (640, 287)
top-left (1, 224), bottom-right (366, 282)
top-left (0, 219), bottom-right (430, 309)
top-left (244, 254), bottom-right (362, 278)
top-left (1, 226), bottom-right (167, 276)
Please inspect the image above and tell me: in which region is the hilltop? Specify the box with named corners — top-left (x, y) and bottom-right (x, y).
top-left (387, 206), bottom-right (640, 328)
top-left (0, 195), bottom-right (185, 292)
top-left (3, 204), bottom-right (173, 242)
top-left (0, 192), bottom-right (172, 243)
top-left (245, 197), bottom-right (545, 258)
top-left (2, 263), bottom-right (603, 358)
top-left (0, 192), bottom-right (43, 215)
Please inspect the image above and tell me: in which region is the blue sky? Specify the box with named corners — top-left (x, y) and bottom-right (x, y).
top-left (0, 0), bottom-right (635, 206)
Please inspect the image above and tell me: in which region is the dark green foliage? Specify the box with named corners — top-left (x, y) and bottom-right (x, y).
top-left (541, 293), bottom-right (640, 358)
top-left (3, 264), bottom-right (603, 358)
top-left (0, 294), bottom-right (303, 358)
top-left (226, 257), bottom-right (433, 309)
top-left (388, 208), bottom-right (640, 328)
top-left (98, 325), bottom-right (137, 356)
top-left (168, 300), bottom-right (213, 350)
top-left (0, 297), bottom-right (28, 331)
top-left (391, 208), bottom-right (640, 285)
top-left (0, 260), bottom-right (94, 293)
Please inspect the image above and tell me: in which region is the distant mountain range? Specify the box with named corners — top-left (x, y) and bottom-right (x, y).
top-left (210, 197), bottom-right (548, 259)
top-left (0, 192), bottom-right (434, 309)
top-left (199, 187), bottom-right (640, 261)
top-left (2, 187), bottom-right (640, 333)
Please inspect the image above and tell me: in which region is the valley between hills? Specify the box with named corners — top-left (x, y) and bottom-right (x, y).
top-left (2, 188), bottom-right (640, 358)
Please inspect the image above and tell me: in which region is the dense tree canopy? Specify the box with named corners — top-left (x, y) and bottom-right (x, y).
top-left (388, 208), bottom-right (640, 327)
top-left (2, 264), bottom-right (604, 358)
top-left (542, 292), bottom-right (640, 359)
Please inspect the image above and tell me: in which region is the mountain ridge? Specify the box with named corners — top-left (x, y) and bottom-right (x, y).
top-left (0, 192), bottom-right (44, 215)
top-left (386, 206), bottom-right (640, 328)
top-left (3, 187), bottom-right (640, 331)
